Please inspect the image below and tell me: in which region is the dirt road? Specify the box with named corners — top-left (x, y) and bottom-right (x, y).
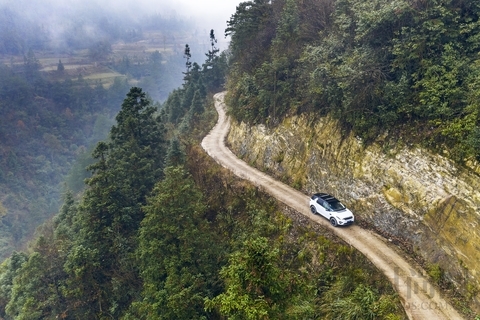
top-left (201, 92), bottom-right (464, 320)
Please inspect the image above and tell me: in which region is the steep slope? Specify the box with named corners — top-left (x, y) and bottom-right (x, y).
top-left (227, 96), bottom-right (480, 316)
top-left (202, 92), bottom-right (464, 320)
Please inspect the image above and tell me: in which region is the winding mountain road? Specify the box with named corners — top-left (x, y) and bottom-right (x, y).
top-left (201, 92), bottom-right (464, 320)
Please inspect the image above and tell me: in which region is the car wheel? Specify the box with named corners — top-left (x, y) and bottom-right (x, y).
top-left (310, 205), bottom-right (317, 214)
top-left (330, 217), bottom-right (338, 227)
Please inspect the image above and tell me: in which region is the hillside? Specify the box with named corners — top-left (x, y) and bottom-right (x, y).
top-left (0, 51), bottom-right (409, 319)
top-left (0, 18), bottom-right (201, 260)
top-left (204, 92), bottom-right (463, 319)
top-left (1, 0), bottom-right (479, 318)
top-left (225, 0), bottom-right (480, 165)
top-left (222, 0), bottom-right (480, 317)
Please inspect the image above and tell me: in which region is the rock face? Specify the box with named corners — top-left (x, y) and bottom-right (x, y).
top-left (227, 113), bottom-right (480, 310)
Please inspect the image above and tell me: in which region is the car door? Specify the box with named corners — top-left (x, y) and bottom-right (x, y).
top-left (315, 198), bottom-right (330, 219)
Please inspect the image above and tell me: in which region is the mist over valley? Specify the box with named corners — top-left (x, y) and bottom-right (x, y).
top-left (0, 0), bottom-right (234, 260)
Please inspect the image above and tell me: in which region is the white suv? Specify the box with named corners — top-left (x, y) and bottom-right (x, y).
top-left (309, 193), bottom-right (354, 227)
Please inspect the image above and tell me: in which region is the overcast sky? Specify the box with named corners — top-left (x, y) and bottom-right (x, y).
top-left (111, 0), bottom-right (244, 49)
top-left (157, 0), bottom-right (243, 48)
top-left (0, 0), bottom-right (243, 49)
top-left (99, 0), bottom-right (243, 34)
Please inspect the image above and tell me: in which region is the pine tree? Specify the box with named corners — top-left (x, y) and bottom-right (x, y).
top-left (183, 44), bottom-right (192, 83)
top-left (6, 236), bottom-right (68, 319)
top-left (4, 191), bottom-right (81, 319)
top-left (0, 252), bottom-right (28, 319)
top-left (205, 29), bottom-right (220, 69)
top-left (165, 137), bottom-right (185, 167)
top-left (23, 49), bottom-right (40, 82)
top-left (190, 90), bottom-right (204, 116)
top-left (205, 237), bottom-right (287, 319)
top-left (64, 87), bottom-right (167, 318)
top-left (164, 89), bottom-right (183, 124)
top-left (202, 30), bottom-right (227, 91)
top-left (131, 166), bottom-right (220, 319)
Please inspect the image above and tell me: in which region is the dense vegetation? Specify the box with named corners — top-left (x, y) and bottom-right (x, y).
top-left (0, 54), bottom-right (132, 260)
top-left (0, 8), bottom-right (201, 260)
top-left (225, 0), bottom-right (480, 164)
top-left (5, 0), bottom-right (480, 318)
top-left (0, 23), bottom-right (408, 319)
top-left (0, 69), bottom-right (406, 320)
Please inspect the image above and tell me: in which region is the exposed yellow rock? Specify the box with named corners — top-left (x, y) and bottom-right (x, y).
top-left (228, 113), bottom-right (480, 311)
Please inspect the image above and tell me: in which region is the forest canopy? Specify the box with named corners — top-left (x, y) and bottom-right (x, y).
top-left (2, 0), bottom-right (479, 318)
top-left (225, 0), bottom-right (480, 164)
top-left (0, 1), bottom-right (212, 260)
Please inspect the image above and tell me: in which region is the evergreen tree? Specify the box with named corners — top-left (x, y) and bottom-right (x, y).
top-left (203, 29), bottom-right (225, 91)
top-left (164, 89), bottom-right (183, 124)
top-left (4, 192), bottom-right (79, 318)
top-left (130, 166), bottom-right (220, 319)
top-left (190, 90), bottom-right (204, 116)
top-left (181, 80), bottom-right (196, 109)
top-left (205, 236), bottom-right (288, 319)
top-left (64, 87), bottom-right (167, 318)
top-left (205, 29), bottom-right (219, 68)
top-left (6, 236), bottom-right (67, 319)
top-left (183, 44), bottom-right (192, 83)
top-left (164, 137), bottom-right (185, 167)
top-left (0, 252), bottom-right (28, 319)
top-left (23, 49), bottom-right (40, 78)
top-left (225, 0), bottom-right (274, 71)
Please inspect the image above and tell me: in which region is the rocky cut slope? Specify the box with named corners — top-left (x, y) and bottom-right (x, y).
top-left (227, 112), bottom-right (480, 313)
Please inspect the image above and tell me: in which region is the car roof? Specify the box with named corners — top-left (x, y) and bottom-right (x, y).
top-left (312, 193), bottom-right (340, 203)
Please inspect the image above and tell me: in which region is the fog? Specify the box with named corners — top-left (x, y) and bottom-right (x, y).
top-left (0, 0), bottom-right (243, 52)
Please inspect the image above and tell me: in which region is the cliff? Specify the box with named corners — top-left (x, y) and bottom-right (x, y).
top-left (227, 113), bottom-right (480, 312)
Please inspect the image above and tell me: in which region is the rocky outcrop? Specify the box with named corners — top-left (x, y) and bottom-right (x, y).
top-left (227, 113), bottom-right (480, 311)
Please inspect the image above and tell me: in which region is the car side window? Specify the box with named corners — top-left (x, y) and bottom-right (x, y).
top-left (317, 199), bottom-right (327, 208)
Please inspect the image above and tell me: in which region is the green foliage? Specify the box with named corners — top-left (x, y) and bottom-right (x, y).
top-left (202, 30), bottom-right (227, 91)
top-left (227, 0), bottom-right (480, 161)
top-left (205, 236), bottom-right (286, 319)
top-left (0, 252), bottom-right (28, 318)
top-left (0, 62), bottom-right (128, 261)
top-left (131, 166), bottom-right (220, 319)
top-left (6, 249), bottom-right (64, 319)
top-left (0, 14), bottom-right (409, 319)
top-left (0, 129), bottom-right (406, 320)
top-left (61, 87), bottom-right (167, 318)
top-left (273, 0), bottom-right (300, 50)
top-left (162, 89), bottom-right (184, 124)
top-left (226, 0), bottom-right (275, 72)
top-left (427, 263), bottom-right (444, 285)
top-left (23, 49), bottom-right (40, 82)
top-left (205, 186), bottom-right (405, 320)
top-left (164, 137), bottom-right (186, 167)
top-left (4, 192), bottom-right (80, 318)
top-left (4, 193), bottom-right (80, 319)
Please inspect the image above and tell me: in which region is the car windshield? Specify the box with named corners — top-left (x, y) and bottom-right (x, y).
top-left (328, 201), bottom-right (345, 211)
